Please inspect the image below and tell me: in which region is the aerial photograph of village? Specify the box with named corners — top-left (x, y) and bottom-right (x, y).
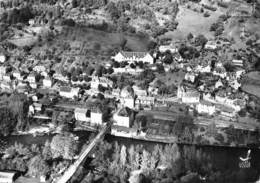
top-left (0, 0), bottom-right (260, 182)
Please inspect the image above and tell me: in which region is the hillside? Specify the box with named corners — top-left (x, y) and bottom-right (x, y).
top-left (242, 71), bottom-right (260, 98)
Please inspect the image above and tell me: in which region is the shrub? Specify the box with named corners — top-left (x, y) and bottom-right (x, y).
top-left (204, 11), bottom-right (210, 17)
top-left (217, 2), bottom-right (229, 8)
top-left (202, 4), bottom-right (217, 11)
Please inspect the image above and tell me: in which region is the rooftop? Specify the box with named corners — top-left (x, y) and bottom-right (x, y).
top-left (119, 51), bottom-right (150, 59)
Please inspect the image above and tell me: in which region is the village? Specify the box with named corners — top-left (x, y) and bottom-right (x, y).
top-left (0, 34), bottom-right (259, 147)
top-left (0, 0), bottom-right (260, 182)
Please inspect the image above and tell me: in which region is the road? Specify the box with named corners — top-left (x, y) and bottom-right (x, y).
top-left (56, 122), bottom-right (112, 183)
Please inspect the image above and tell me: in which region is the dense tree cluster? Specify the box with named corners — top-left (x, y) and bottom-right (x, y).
top-left (90, 141), bottom-right (185, 183)
top-left (178, 44), bottom-right (200, 60)
top-left (50, 133), bottom-right (78, 160)
top-left (0, 93), bottom-right (29, 136)
top-left (0, 6), bottom-right (34, 24)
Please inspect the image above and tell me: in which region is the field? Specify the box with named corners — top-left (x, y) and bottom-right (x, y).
top-left (241, 71), bottom-right (260, 98)
top-left (161, 3), bottom-right (224, 41)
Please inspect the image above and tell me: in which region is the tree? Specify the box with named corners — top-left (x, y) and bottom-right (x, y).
top-left (85, 66), bottom-right (94, 76)
top-left (223, 62), bottom-right (236, 72)
top-left (95, 65), bottom-right (104, 77)
top-left (119, 35), bottom-right (127, 50)
top-left (0, 107), bottom-right (16, 136)
top-left (178, 45), bottom-right (200, 60)
top-left (150, 145), bottom-right (161, 169)
top-left (50, 133), bottom-right (78, 160)
top-left (112, 61), bottom-right (120, 68)
top-left (120, 145), bottom-right (127, 167)
top-left (28, 155), bottom-right (49, 177)
top-left (141, 149), bottom-right (150, 171)
top-left (42, 140), bottom-right (52, 160)
top-left (160, 144), bottom-right (180, 170)
top-left (92, 141), bottom-right (112, 169)
top-left (71, 0), bottom-right (78, 8)
top-left (194, 34), bottom-right (208, 48)
top-left (106, 2), bottom-right (120, 21)
top-left (156, 64), bottom-right (165, 73)
top-left (187, 33), bottom-right (194, 41)
top-left (163, 50), bottom-right (173, 64)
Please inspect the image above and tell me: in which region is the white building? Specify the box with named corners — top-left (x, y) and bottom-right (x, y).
top-left (132, 85), bottom-right (147, 97)
top-left (74, 108), bottom-right (91, 122)
top-left (112, 51), bottom-right (154, 64)
top-left (53, 73), bottom-right (69, 82)
top-left (90, 108), bottom-right (103, 125)
top-left (113, 67), bottom-right (144, 75)
top-left (27, 74), bottom-right (36, 83)
top-left (185, 72), bottom-right (196, 83)
top-left (177, 85), bottom-right (200, 103)
top-left (120, 86), bottom-right (135, 109)
top-left (196, 65), bottom-right (211, 73)
top-left (29, 19), bottom-right (35, 26)
top-left (33, 65), bottom-right (46, 73)
top-left (196, 101), bottom-right (216, 115)
top-left (120, 97), bottom-right (135, 109)
top-left (90, 76), bottom-right (113, 89)
top-left (232, 59), bottom-right (243, 67)
top-left (43, 77), bottom-right (52, 88)
top-left (3, 74), bottom-right (11, 82)
top-left (113, 107), bottom-right (132, 128)
top-left (33, 103), bottom-right (42, 112)
top-left (0, 54), bottom-right (6, 63)
top-left (0, 172), bottom-right (16, 183)
top-left (59, 86), bottom-right (79, 98)
top-left (213, 66), bottom-right (227, 78)
top-left (136, 96), bottom-right (155, 107)
top-left (205, 41), bottom-right (218, 50)
top-left (215, 79), bottom-right (223, 89)
top-left (235, 69), bottom-right (245, 79)
top-left (159, 45), bottom-right (178, 53)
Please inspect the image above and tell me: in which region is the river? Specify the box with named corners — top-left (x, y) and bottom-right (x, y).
top-left (0, 130), bottom-right (260, 182)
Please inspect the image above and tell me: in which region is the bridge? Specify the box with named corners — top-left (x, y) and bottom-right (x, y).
top-left (56, 122), bottom-right (112, 183)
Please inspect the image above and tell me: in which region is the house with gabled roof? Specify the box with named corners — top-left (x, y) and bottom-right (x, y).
top-left (74, 108), bottom-right (91, 122)
top-left (43, 76), bottom-right (53, 88)
top-left (59, 86), bottom-right (79, 99)
top-left (113, 107), bottom-right (133, 128)
top-left (159, 44), bottom-right (178, 53)
top-left (120, 86), bottom-right (135, 109)
top-left (112, 51), bottom-right (154, 64)
top-left (196, 100), bottom-right (216, 115)
top-left (177, 85), bottom-right (200, 104)
top-left (3, 74), bottom-right (11, 82)
top-left (0, 171), bottom-right (17, 183)
top-left (90, 105), bottom-right (103, 125)
top-left (27, 73), bottom-right (36, 83)
top-left (132, 85), bottom-right (147, 97)
top-left (0, 54), bottom-right (6, 63)
top-left (90, 76), bottom-right (113, 89)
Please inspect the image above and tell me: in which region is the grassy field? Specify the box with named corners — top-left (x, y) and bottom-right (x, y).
top-left (241, 71), bottom-right (260, 98)
top-left (161, 4), bottom-right (223, 41)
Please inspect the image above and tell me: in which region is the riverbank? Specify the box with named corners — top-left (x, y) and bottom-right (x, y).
top-left (5, 125), bottom-right (260, 149)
